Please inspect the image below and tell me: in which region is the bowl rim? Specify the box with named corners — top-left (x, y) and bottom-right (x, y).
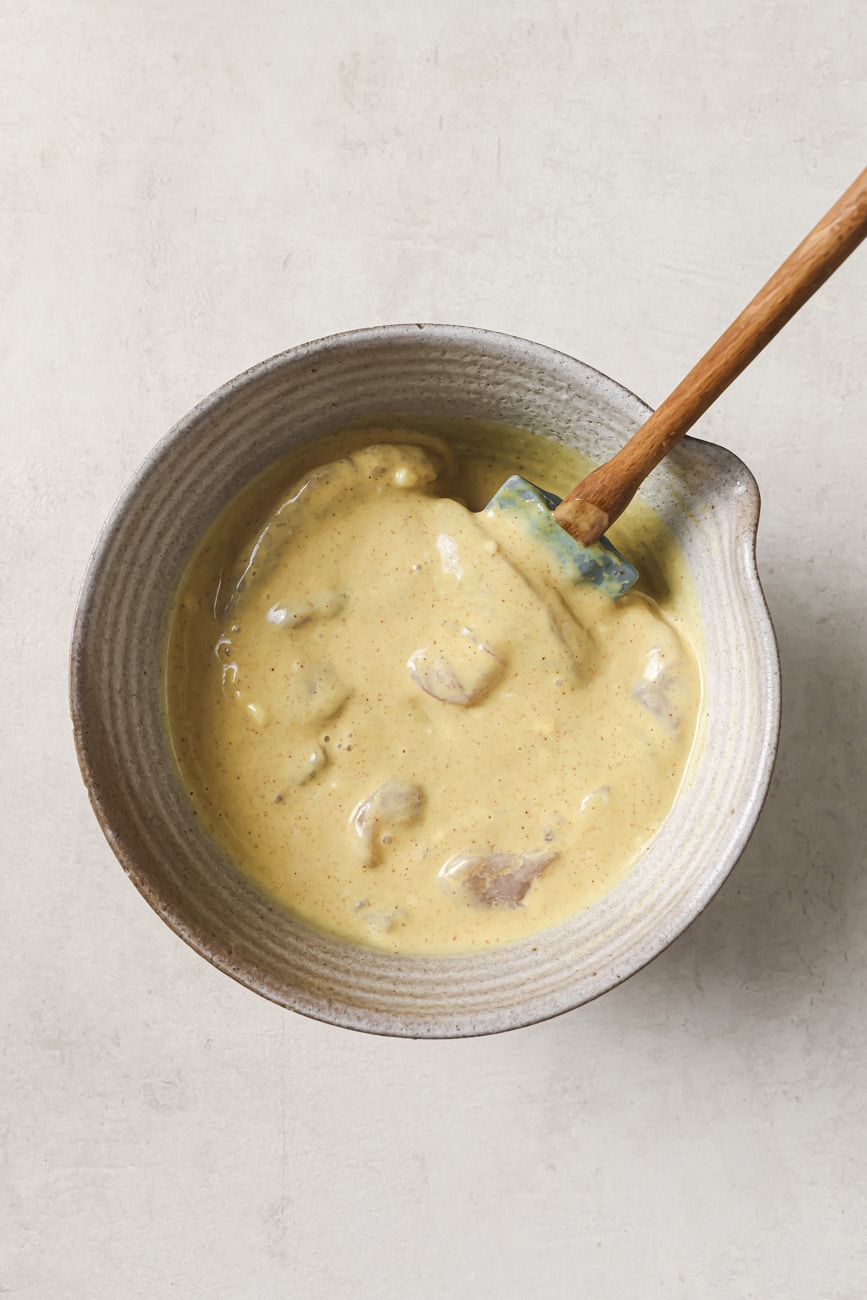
top-left (70, 322), bottom-right (782, 1037)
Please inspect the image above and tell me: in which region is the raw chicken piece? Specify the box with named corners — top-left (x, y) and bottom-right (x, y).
top-left (440, 850), bottom-right (557, 907)
top-left (266, 590), bottom-right (346, 629)
top-left (350, 779), bottom-right (426, 867)
top-left (633, 645), bottom-right (681, 730)
top-left (353, 901), bottom-right (409, 934)
top-left (407, 623), bottom-right (503, 706)
top-left (285, 661), bottom-right (352, 726)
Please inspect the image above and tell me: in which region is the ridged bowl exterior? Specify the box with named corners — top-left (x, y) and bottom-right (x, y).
top-left (70, 325), bottom-right (780, 1037)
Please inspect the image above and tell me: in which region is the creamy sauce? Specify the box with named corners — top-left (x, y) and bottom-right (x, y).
top-left (164, 421), bottom-right (703, 954)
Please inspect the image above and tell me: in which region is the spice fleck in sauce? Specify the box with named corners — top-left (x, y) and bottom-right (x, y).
top-left (164, 422), bottom-right (703, 953)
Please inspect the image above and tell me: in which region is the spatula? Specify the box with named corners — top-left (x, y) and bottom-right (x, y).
top-left (485, 166), bottom-right (867, 597)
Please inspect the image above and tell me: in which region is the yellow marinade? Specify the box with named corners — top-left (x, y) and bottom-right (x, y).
top-left (164, 420), bottom-right (704, 954)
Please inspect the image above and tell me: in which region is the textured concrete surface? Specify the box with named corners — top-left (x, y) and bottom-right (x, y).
top-left (3, 2), bottom-right (866, 1296)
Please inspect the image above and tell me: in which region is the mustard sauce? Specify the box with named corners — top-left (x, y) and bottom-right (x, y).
top-left (164, 422), bottom-right (703, 953)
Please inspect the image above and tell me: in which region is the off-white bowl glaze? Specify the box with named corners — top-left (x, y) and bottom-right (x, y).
top-left (70, 325), bottom-right (780, 1037)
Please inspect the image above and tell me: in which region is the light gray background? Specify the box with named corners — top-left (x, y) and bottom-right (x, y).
top-left (3, 3), bottom-right (866, 1296)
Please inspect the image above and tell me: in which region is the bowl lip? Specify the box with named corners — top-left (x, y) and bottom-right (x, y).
top-left (69, 322), bottom-right (782, 1038)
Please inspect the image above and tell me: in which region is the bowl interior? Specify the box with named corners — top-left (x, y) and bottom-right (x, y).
top-left (70, 325), bottom-right (780, 1037)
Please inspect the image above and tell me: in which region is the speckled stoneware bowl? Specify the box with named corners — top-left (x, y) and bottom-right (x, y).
top-left (70, 324), bottom-right (780, 1037)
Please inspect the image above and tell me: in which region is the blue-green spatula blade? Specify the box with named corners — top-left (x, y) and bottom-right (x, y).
top-left (481, 475), bottom-right (638, 600)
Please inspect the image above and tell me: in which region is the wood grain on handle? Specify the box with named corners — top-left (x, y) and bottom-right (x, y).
top-left (553, 167), bottom-right (867, 545)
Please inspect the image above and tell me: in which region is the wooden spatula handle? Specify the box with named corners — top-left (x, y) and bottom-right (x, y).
top-left (554, 167), bottom-right (867, 545)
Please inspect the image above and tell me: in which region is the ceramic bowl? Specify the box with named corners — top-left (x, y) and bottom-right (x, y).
top-left (70, 324), bottom-right (780, 1037)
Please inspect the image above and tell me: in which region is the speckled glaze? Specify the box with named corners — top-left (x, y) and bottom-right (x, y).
top-left (69, 324), bottom-right (780, 1037)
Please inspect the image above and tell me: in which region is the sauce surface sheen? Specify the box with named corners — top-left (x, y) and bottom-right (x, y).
top-left (164, 420), bottom-right (703, 953)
